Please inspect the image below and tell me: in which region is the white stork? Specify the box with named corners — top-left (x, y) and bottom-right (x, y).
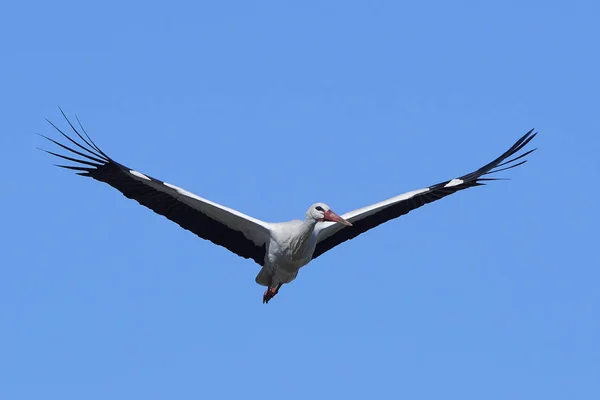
top-left (40, 111), bottom-right (537, 303)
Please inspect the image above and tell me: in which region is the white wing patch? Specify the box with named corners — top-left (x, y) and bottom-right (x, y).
top-left (162, 182), bottom-right (271, 230)
top-left (164, 182), bottom-right (202, 200)
top-left (318, 188), bottom-right (431, 231)
top-left (130, 170), bottom-right (151, 181)
top-left (315, 187), bottom-right (431, 238)
top-left (342, 188), bottom-right (430, 220)
top-left (444, 178), bottom-right (464, 187)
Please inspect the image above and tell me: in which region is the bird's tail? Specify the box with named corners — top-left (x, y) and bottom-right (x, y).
top-left (255, 267), bottom-right (272, 287)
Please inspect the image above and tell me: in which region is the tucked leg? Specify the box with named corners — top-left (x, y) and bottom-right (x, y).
top-left (262, 282), bottom-right (282, 304)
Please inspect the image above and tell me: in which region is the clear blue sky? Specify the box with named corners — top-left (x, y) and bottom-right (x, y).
top-left (2, 1), bottom-right (599, 399)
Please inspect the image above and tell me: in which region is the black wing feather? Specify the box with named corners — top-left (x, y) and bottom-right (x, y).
top-left (40, 112), bottom-right (267, 266)
top-left (312, 130), bottom-right (537, 259)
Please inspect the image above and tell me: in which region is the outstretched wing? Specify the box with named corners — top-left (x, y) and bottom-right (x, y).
top-left (40, 111), bottom-right (271, 266)
top-left (312, 130), bottom-right (537, 259)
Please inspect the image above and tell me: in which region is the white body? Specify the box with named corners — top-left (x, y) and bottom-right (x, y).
top-left (261, 219), bottom-right (319, 285)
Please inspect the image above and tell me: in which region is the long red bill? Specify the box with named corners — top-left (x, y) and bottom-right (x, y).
top-left (324, 210), bottom-right (353, 226)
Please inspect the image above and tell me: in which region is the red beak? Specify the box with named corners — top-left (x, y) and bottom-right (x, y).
top-left (324, 210), bottom-right (353, 226)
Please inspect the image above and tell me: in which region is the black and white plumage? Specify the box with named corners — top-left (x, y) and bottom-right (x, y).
top-left (41, 112), bottom-right (537, 303)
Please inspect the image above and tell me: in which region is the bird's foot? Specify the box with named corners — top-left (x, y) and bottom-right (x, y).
top-left (262, 284), bottom-right (282, 304)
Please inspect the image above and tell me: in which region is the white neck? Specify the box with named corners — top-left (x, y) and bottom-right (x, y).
top-left (289, 218), bottom-right (318, 259)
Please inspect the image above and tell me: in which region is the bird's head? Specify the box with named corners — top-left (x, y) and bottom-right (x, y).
top-left (307, 203), bottom-right (352, 226)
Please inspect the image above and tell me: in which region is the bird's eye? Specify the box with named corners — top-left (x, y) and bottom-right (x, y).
top-left (315, 206), bottom-right (324, 212)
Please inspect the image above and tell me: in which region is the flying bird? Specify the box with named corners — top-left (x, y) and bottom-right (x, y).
top-left (40, 112), bottom-right (537, 303)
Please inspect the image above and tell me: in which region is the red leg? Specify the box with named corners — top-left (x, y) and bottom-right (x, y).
top-left (262, 282), bottom-right (283, 304)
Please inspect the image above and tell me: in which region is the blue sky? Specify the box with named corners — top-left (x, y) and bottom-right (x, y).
top-left (2, 1), bottom-right (599, 398)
